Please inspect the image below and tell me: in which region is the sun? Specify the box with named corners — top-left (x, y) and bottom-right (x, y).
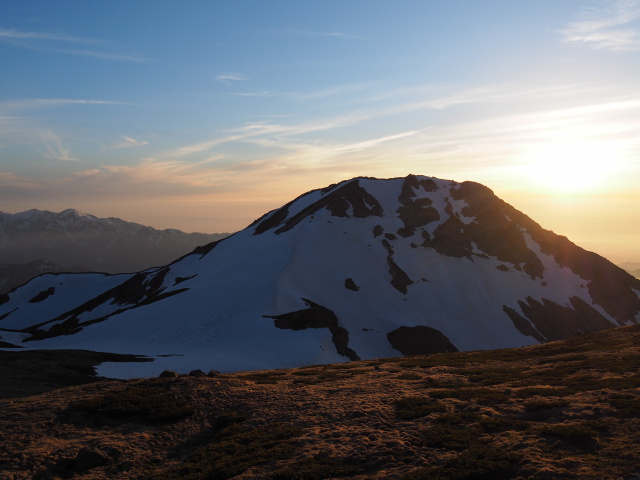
top-left (520, 140), bottom-right (619, 193)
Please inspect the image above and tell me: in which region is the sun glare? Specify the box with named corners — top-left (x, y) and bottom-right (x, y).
top-left (521, 140), bottom-right (620, 193)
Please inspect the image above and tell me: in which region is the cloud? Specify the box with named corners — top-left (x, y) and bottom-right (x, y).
top-left (53, 48), bottom-right (149, 62)
top-left (38, 129), bottom-right (80, 162)
top-left (167, 112), bottom-right (369, 159)
top-left (4, 83), bottom-right (639, 229)
top-left (0, 28), bottom-right (97, 43)
top-left (0, 99), bottom-right (133, 150)
top-left (293, 82), bottom-right (379, 101)
top-left (215, 72), bottom-right (248, 85)
top-left (109, 136), bottom-right (149, 149)
top-left (280, 29), bottom-right (369, 41)
top-left (559, 0), bottom-right (640, 51)
top-left (328, 130), bottom-right (425, 154)
top-left (0, 98), bottom-right (130, 112)
top-left (0, 27), bottom-right (148, 61)
top-left (230, 82), bottom-right (378, 102)
top-left (0, 155), bottom-right (233, 202)
top-left (231, 91), bottom-right (274, 97)
top-left (165, 83), bottom-right (604, 163)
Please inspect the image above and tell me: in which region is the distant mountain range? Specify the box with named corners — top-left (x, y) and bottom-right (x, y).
top-left (0, 209), bottom-right (229, 292)
top-left (1, 175), bottom-right (638, 378)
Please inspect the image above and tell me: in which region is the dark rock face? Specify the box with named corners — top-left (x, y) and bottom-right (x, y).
top-left (264, 299), bottom-right (360, 361)
top-left (387, 257), bottom-right (413, 294)
top-left (387, 325), bottom-right (458, 355)
top-left (381, 236), bottom-right (413, 294)
top-left (504, 296), bottom-right (616, 342)
top-left (253, 179), bottom-right (383, 235)
top-left (174, 274), bottom-right (197, 286)
top-left (426, 215), bottom-right (473, 258)
top-left (252, 202), bottom-right (294, 235)
top-left (425, 182), bottom-right (544, 277)
top-left (397, 175), bottom-right (441, 238)
top-left (187, 238), bottom-right (223, 258)
top-left (28, 287), bottom-right (55, 303)
top-left (503, 306), bottom-right (546, 343)
top-left (344, 278), bottom-right (360, 291)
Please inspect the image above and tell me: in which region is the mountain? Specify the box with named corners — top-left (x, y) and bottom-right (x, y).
top-left (1, 175), bottom-right (638, 377)
top-left (0, 209), bottom-right (229, 292)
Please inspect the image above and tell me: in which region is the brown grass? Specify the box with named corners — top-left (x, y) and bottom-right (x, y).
top-left (1, 324), bottom-right (640, 479)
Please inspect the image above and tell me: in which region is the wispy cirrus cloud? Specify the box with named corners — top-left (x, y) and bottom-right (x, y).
top-left (0, 98), bottom-right (130, 112)
top-left (0, 28), bottom-right (98, 43)
top-left (167, 112), bottom-right (368, 158)
top-left (0, 27), bottom-right (148, 61)
top-left (52, 48), bottom-right (149, 62)
top-left (38, 129), bottom-right (80, 162)
top-left (108, 136), bottom-right (149, 150)
top-left (559, 0), bottom-right (640, 51)
top-left (3, 86), bottom-right (639, 234)
top-left (166, 83), bottom-right (601, 161)
top-left (280, 29), bottom-right (370, 41)
top-left (231, 82), bottom-right (378, 101)
top-left (215, 72), bottom-right (248, 85)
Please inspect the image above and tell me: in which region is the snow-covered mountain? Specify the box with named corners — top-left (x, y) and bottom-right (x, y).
top-left (0, 209), bottom-right (228, 282)
top-left (1, 175), bottom-right (638, 378)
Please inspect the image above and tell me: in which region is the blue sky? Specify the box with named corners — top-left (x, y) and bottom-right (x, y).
top-left (1, 0), bottom-right (639, 262)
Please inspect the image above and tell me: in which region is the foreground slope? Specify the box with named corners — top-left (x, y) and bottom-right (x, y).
top-left (2, 324), bottom-right (640, 479)
top-left (0, 175), bottom-right (638, 377)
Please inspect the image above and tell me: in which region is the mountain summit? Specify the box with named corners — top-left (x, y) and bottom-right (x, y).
top-left (1, 175), bottom-right (638, 377)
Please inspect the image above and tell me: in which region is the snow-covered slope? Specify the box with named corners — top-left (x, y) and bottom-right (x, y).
top-left (0, 208), bottom-right (228, 276)
top-left (1, 175), bottom-right (638, 378)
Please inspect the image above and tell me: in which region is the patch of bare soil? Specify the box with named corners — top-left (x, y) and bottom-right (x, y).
top-left (2, 325), bottom-right (640, 479)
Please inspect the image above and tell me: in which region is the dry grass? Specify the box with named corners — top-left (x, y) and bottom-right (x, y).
top-left (2, 325), bottom-right (640, 479)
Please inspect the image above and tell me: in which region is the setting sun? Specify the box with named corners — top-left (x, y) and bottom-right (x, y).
top-left (521, 140), bottom-right (621, 193)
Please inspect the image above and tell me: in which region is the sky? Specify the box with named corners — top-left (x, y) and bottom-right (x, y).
top-left (1, 1), bottom-right (639, 263)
